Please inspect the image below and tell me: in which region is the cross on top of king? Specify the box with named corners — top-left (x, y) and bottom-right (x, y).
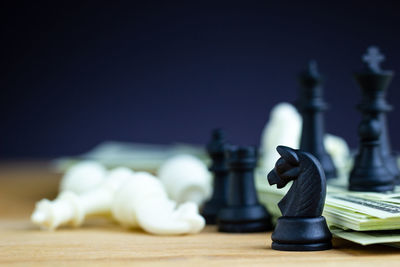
top-left (362, 46), bottom-right (385, 73)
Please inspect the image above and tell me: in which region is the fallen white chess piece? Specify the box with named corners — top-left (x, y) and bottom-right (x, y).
top-left (111, 172), bottom-right (204, 235)
top-left (31, 167), bottom-right (205, 235)
top-left (158, 154), bottom-right (212, 206)
top-left (59, 161), bottom-right (108, 194)
top-left (32, 167), bottom-right (134, 230)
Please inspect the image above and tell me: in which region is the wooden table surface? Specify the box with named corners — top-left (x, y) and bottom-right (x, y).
top-left (1, 163), bottom-right (400, 266)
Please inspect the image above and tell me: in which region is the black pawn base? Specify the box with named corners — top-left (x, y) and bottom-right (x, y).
top-left (217, 205), bottom-right (272, 233)
top-left (349, 165), bottom-right (395, 193)
top-left (271, 216), bottom-right (332, 251)
top-left (349, 183), bottom-right (394, 193)
top-left (202, 201), bottom-right (225, 224)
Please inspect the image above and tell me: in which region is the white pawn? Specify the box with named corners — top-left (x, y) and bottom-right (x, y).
top-left (111, 172), bottom-right (205, 235)
top-left (260, 103), bottom-right (302, 172)
top-left (31, 167), bottom-right (134, 230)
top-left (59, 161), bottom-right (108, 194)
top-left (324, 134), bottom-right (351, 178)
top-left (158, 155), bottom-right (212, 206)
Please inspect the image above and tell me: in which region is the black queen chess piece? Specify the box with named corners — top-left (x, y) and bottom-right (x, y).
top-left (349, 46), bottom-right (398, 192)
top-left (217, 146), bottom-right (272, 232)
top-left (201, 129), bottom-right (230, 224)
top-left (267, 146), bottom-right (332, 251)
top-left (296, 61), bottom-right (337, 179)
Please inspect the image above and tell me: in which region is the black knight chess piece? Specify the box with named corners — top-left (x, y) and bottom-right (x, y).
top-left (202, 129), bottom-right (230, 224)
top-left (217, 146), bottom-right (272, 233)
top-left (349, 46), bottom-right (398, 192)
top-left (296, 61), bottom-right (337, 179)
top-left (267, 146), bottom-right (332, 251)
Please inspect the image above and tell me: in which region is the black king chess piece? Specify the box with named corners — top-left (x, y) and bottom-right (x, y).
top-left (267, 146), bottom-right (332, 251)
top-left (296, 61), bottom-right (337, 179)
top-left (217, 146), bottom-right (272, 232)
top-left (349, 46), bottom-right (398, 192)
top-left (201, 129), bottom-right (230, 224)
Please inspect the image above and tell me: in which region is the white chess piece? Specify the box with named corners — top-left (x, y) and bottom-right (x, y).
top-left (324, 134), bottom-right (351, 177)
top-left (32, 168), bottom-right (205, 235)
top-left (111, 172), bottom-right (205, 235)
top-left (31, 167), bottom-right (134, 230)
top-left (158, 154), bottom-right (211, 206)
top-left (59, 161), bottom-right (108, 194)
top-left (260, 103), bottom-right (302, 172)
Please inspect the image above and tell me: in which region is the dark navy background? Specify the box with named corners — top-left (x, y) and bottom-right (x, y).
top-left (2, 1), bottom-right (400, 159)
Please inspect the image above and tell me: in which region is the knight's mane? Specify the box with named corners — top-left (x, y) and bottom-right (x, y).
top-left (278, 152), bottom-right (325, 217)
top-left (292, 158), bottom-right (321, 216)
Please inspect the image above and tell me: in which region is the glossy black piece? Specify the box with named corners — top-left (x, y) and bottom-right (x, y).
top-left (349, 46), bottom-right (398, 191)
top-left (267, 146), bottom-right (332, 251)
top-left (217, 146), bottom-right (272, 233)
top-left (201, 129), bottom-right (230, 224)
top-left (349, 118), bottom-right (394, 192)
top-left (296, 61), bottom-right (337, 179)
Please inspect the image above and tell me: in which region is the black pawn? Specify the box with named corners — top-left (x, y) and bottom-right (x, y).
top-left (296, 61), bottom-right (337, 179)
top-left (349, 118), bottom-right (394, 192)
top-left (201, 129), bottom-right (230, 224)
top-left (355, 46), bottom-right (399, 183)
top-left (349, 46), bottom-right (397, 192)
top-left (217, 146), bottom-right (272, 233)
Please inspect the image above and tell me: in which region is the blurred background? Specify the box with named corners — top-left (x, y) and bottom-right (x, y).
top-left (2, 0), bottom-right (400, 159)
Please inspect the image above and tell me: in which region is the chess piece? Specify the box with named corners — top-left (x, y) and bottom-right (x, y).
top-left (349, 46), bottom-right (397, 192)
top-left (296, 61), bottom-right (337, 179)
top-left (356, 46), bottom-right (399, 182)
top-left (324, 134), bottom-right (351, 178)
top-left (32, 167), bottom-right (135, 230)
top-left (218, 146), bottom-right (272, 232)
top-left (32, 168), bottom-right (205, 235)
top-left (267, 146), bottom-right (332, 251)
top-left (349, 118), bottom-right (394, 192)
top-left (158, 154), bottom-right (212, 205)
top-left (260, 103), bottom-right (302, 172)
top-left (201, 129), bottom-right (230, 224)
top-left (59, 161), bottom-right (108, 194)
top-left (111, 172), bottom-right (205, 235)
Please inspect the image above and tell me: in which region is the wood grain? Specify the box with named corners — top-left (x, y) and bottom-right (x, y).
top-left (1, 163), bottom-right (400, 266)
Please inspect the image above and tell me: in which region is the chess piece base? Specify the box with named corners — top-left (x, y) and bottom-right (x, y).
top-left (272, 242), bottom-right (332, 251)
top-left (349, 184), bottom-right (394, 192)
top-left (349, 165), bottom-right (395, 192)
top-left (271, 216), bottom-right (332, 251)
top-left (202, 199), bottom-right (226, 224)
top-left (201, 212), bottom-right (217, 225)
top-left (217, 205), bottom-right (272, 233)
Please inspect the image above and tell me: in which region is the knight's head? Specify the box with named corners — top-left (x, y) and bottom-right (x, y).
top-left (267, 146), bottom-right (300, 188)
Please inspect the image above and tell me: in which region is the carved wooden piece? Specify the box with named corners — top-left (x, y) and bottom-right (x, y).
top-left (267, 146), bottom-right (332, 251)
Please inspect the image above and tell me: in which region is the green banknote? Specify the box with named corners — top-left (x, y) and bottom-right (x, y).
top-left (330, 227), bottom-right (400, 246)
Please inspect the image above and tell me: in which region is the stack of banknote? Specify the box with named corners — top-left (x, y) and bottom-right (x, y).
top-left (255, 170), bottom-right (400, 246)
